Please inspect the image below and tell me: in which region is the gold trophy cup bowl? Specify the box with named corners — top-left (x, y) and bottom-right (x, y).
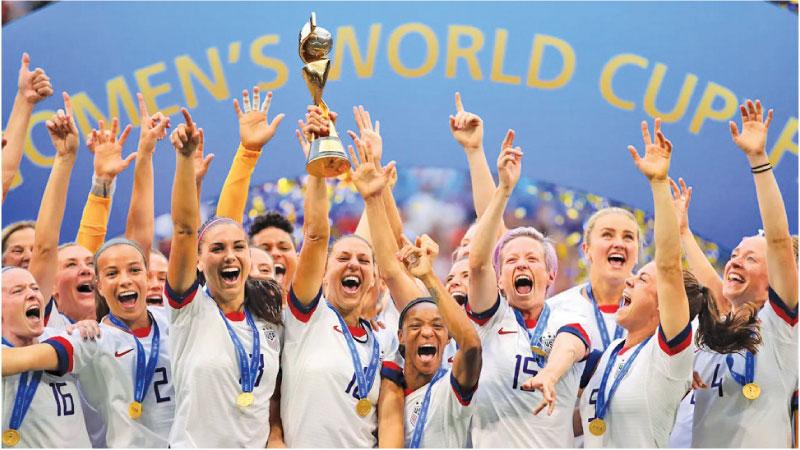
top-left (299, 13), bottom-right (350, 178)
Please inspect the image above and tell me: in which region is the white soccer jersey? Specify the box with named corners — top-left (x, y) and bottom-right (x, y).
top-left (549, 284), bottom-right (626, 352)
top-left (376, 294), bottom-right (400, 339)
top-left (666, 318), bottom-right (703, 449)
top-left (41, 297), bottom-right (70, 332)
top-left (281, 288), bottom-right (396, 448)
top-left (2, 329), bottom-right (91, 448)
top-left (467, 294), bottom-right (591, 448)
top-left (381, 351), bottom-right (476, 448)
top-left (692, 288), bottom-right (798, 447)
top-left (165, 280), bottom-right (282, 448)
top-left (580, 323), bottom-right (694, 447)
top-left (43, 308), bottom-right (174, 447)
top-left (42, 297), bottom-right (109, 447)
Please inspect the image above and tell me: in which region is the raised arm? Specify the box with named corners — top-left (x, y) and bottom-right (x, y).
top-left (349, 128), bottom-right (419, 307)
top-left (192, 129), bottom-right (214, 206)
top-left (400, 237), bottom-right (482, 390)
top-left (730, 100), bottom-right (797, 307)
top-left (468, 130), bottom-right (522, 313)
top-left (125, 93), bottom-right (170, 261)
top-left (669, 177), bottom-right (728, 315)
top-left (28, 93), bottom-right (79, 303)
top-left (166, 109), bottom-right (202, 295)
top-left (346, 106), bottom-right (406, 249)
top-left (629, 118), bottom-right (689, 339)
top-left (449, 93), bottom-right (494, 219)
top-left (3, 53), bottom-right (53, 202)
top-left (291, 108), bottom-right (331, 304)
top-left (76, 118), bottom-right (136, 253)
top-left (216, 87), bottom-right (284, 221)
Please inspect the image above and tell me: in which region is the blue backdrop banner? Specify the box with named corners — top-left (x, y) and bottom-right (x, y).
top-left (3, 1), bottom-right (797, 251)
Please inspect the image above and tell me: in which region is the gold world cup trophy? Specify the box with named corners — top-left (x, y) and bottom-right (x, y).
top-left (299, 12), bottom-right (350, 177)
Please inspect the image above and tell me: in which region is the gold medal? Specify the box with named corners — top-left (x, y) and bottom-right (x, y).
top-left (128, 401), bottom-right (143, 419)
top-left (237, 392), bottom-right (254, 408)
top-left (588, 418), bottom-right (606, 436)
top-left (2, 429), bottom-right (20, 447)
top-left (531, 346), bottom-right (547, 357)
top-left (742, 383), bottom-right (761, 400)
top-left (356, 398), bottom-right (372, 417)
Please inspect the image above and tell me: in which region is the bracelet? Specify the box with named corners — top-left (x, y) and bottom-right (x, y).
top-left (90, 175), bottom-right (116, 198)
top-left (750, 162), bottom-right (773, 174)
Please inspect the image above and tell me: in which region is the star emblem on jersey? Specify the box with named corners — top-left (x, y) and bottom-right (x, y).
top-left (115, 348), bottom-right (134, 358)
top-left (498, 328), bottom-right (518, 335)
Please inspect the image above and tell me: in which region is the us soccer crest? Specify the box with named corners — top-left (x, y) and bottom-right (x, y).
top-left (538, 332), bottom-right (556, 355)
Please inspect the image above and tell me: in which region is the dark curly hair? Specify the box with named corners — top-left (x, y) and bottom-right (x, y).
top-left (248, 212), bottom-right (295, 247)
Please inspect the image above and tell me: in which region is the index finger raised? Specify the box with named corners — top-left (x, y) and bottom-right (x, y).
top-left (454, 92), bottom-right (464, 113)
top-left (136, 92), bottom-right (149, 119)
top-left (181, 108), bottom-right (195, 130)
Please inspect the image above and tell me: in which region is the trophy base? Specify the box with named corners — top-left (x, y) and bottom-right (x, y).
top-left (306, 136), bottom-right (351, 178)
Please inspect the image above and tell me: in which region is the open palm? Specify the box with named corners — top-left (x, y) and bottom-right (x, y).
top-left (730, 99), bottom-right (772, 157)
top-left (234, 87), bottom-right (284, 151)
top-left (628, 119), bottom-right (672, 181)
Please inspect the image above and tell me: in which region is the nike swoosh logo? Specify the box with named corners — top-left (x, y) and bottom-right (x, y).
top-left (498, 328), bottom-right (518, 335)
top-left (333, 325), bottom-right (343, 334)
top-left (115, 348), bottom-right (134, 358)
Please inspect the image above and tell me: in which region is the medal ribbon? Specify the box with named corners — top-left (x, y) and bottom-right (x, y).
top-left (216, 306), bottom-right (261, 394)
top-left (108, 312), bottom-right (160, 404)
top-left (725, 352), bottom-right (755, 387)
top-left (3, 339), bottom-right (43, 434)
top-left (513, 304), bottom-right (550, 366)
top-left (326, 302), bottom-right (380, 401)
top-left (594, 336), bottom-right (651, 421)
top-left (408, 368), bottom-right (448, 448)
top-left (585, 283), bottom-right (624, 349)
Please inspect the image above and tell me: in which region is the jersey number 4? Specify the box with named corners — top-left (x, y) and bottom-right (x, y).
top-left (49, 382), bottom-right (74, 416)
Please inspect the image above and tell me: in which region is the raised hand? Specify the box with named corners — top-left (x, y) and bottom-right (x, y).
top-left (397, 240), bottom-right (434, 278)
top-left (136, 93), bottom-right (170, 155)
top-left (348, 134), bottom-right (395, 200)
top-left (45, 92), bottom-right (79, 158)
top-left (233, 86), bottom-right (285, 151)
top-left (449, 92), bottom-right (484, 151)
top-left (521, 372), bottom-right (558, 416)
top-left (18, 53), bottom-right (53, 105)
top-left (729, 99), bottom-right (773, 158)
top-left (193, 129), bottom-right (214, 185)
top-left (669, 177), bottom-right (693, 235)
top-left (348, 105), bottom-right (382, 167)
top-left (304, 105), bottom-right (338, 138)
top-left (497, 129), bottom-right (523, 191)
top-left (87, 118), bottom-right (135, 179)
top-left (416, 234), bottom-right (439, 261)
top-left (628, 118), bottom-right (672, 182)
top-left (170, 108), bottom-right (202, 158)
